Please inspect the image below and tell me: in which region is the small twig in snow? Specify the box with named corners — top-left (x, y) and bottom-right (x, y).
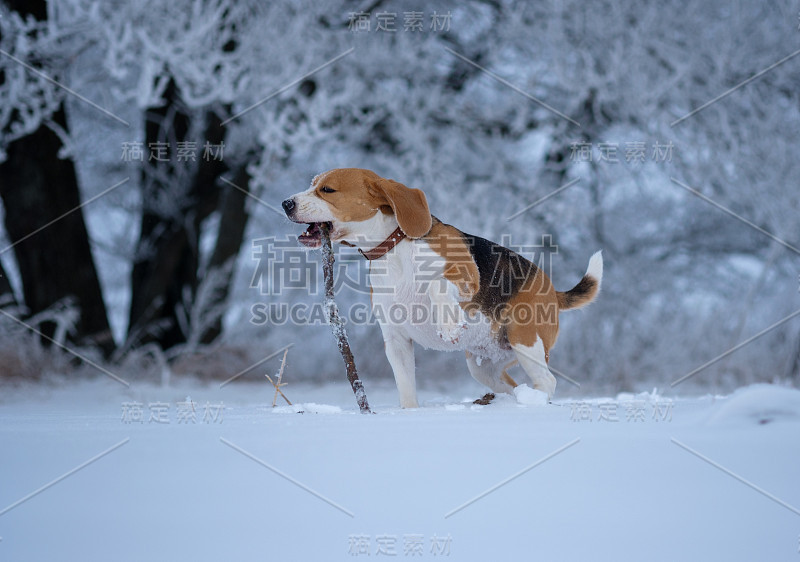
top-left (267, 348), bottom-right (292, 407)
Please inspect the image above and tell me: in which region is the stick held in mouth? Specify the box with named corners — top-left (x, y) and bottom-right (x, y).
top-left (320, 223), bottom-right (372, 414)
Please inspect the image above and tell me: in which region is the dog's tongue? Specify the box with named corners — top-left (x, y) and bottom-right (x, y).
top-left (298, 222), bottom-right (330, 247)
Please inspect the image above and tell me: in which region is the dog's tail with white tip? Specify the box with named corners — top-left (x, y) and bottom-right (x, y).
top-left (556, 251), bottom-right (603, 311)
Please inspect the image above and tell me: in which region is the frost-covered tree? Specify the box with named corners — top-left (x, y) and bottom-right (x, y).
top-left (0, 0), bottom-right (113, 353)
top-left (1, 0), bottom-right (796, 389)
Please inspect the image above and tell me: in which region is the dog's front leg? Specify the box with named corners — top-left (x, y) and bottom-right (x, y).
top-left (428, 278), bottom-right (467, 344)
top-left (381, 325), bottom-right (418, 408)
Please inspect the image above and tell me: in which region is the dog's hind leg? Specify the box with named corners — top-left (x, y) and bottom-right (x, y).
top-left (512, 339), bottom-right (556, 400)
top-left (465, 352), bottom-right (517, 398)
top-left (500, 360), bottom-right (519, 388)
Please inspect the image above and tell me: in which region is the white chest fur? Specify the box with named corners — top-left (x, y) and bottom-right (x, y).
top-left (369, 239), bottom-right (512, 364)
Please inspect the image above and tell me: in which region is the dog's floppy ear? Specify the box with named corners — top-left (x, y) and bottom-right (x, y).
top-left (369, 177), bottom-right (432, 238)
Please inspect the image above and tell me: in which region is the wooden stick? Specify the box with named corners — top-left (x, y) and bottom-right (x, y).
top-left (320, 224), bottom-right (372, 414)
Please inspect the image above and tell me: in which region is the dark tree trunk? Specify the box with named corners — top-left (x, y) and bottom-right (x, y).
top-left (128, 80), bottom-right (194, 349)
top-left (200, 165), bottom-right (250, 344)
top-left (0, 107), bottom-right (114, 353)
top-left (0, 259), bottom-right (16, 307)
top-left (127, 80), bottom-right (233, 350)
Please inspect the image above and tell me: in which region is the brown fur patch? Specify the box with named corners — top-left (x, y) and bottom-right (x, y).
top-left (423, 220), bottom-right (480, 299)
top-left (504, 271), bottom-right (559, 353)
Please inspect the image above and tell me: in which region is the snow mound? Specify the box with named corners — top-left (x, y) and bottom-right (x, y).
top-left (272, 403), bottom-right (343, 415)
top-left (706, 384), bottom-right (800, 426)
top-left (513, 384), bottom-right (549, 406)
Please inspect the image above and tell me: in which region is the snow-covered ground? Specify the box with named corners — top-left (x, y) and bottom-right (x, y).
top-left (1, 378), bottom-right (799, 561)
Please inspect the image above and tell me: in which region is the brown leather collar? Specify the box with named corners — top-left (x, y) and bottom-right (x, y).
top-left (358, 226), bottom-right (407, 260)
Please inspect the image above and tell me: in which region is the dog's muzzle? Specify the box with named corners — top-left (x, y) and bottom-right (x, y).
top-left (282, 196), bottom-right (331, 248)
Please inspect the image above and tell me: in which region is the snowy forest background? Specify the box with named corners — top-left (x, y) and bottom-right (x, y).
top-left (1, 0), bottom-right (798, 395)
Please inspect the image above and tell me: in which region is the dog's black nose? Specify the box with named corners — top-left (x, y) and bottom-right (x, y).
top-left (282, 198), bottom-right (295, 215)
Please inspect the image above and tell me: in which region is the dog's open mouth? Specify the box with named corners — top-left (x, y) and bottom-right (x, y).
top-left (298, 222), bottom-right (332, 248)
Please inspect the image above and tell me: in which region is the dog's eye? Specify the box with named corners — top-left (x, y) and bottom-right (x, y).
top-left (320, 186), bottom-right (336, 194)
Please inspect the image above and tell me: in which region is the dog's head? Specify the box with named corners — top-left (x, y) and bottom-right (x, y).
top-left (282, 168), bottom-right (432, 248)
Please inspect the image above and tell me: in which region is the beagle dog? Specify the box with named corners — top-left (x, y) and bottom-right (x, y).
top-left (282, 168), bottom-right (602, 408)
